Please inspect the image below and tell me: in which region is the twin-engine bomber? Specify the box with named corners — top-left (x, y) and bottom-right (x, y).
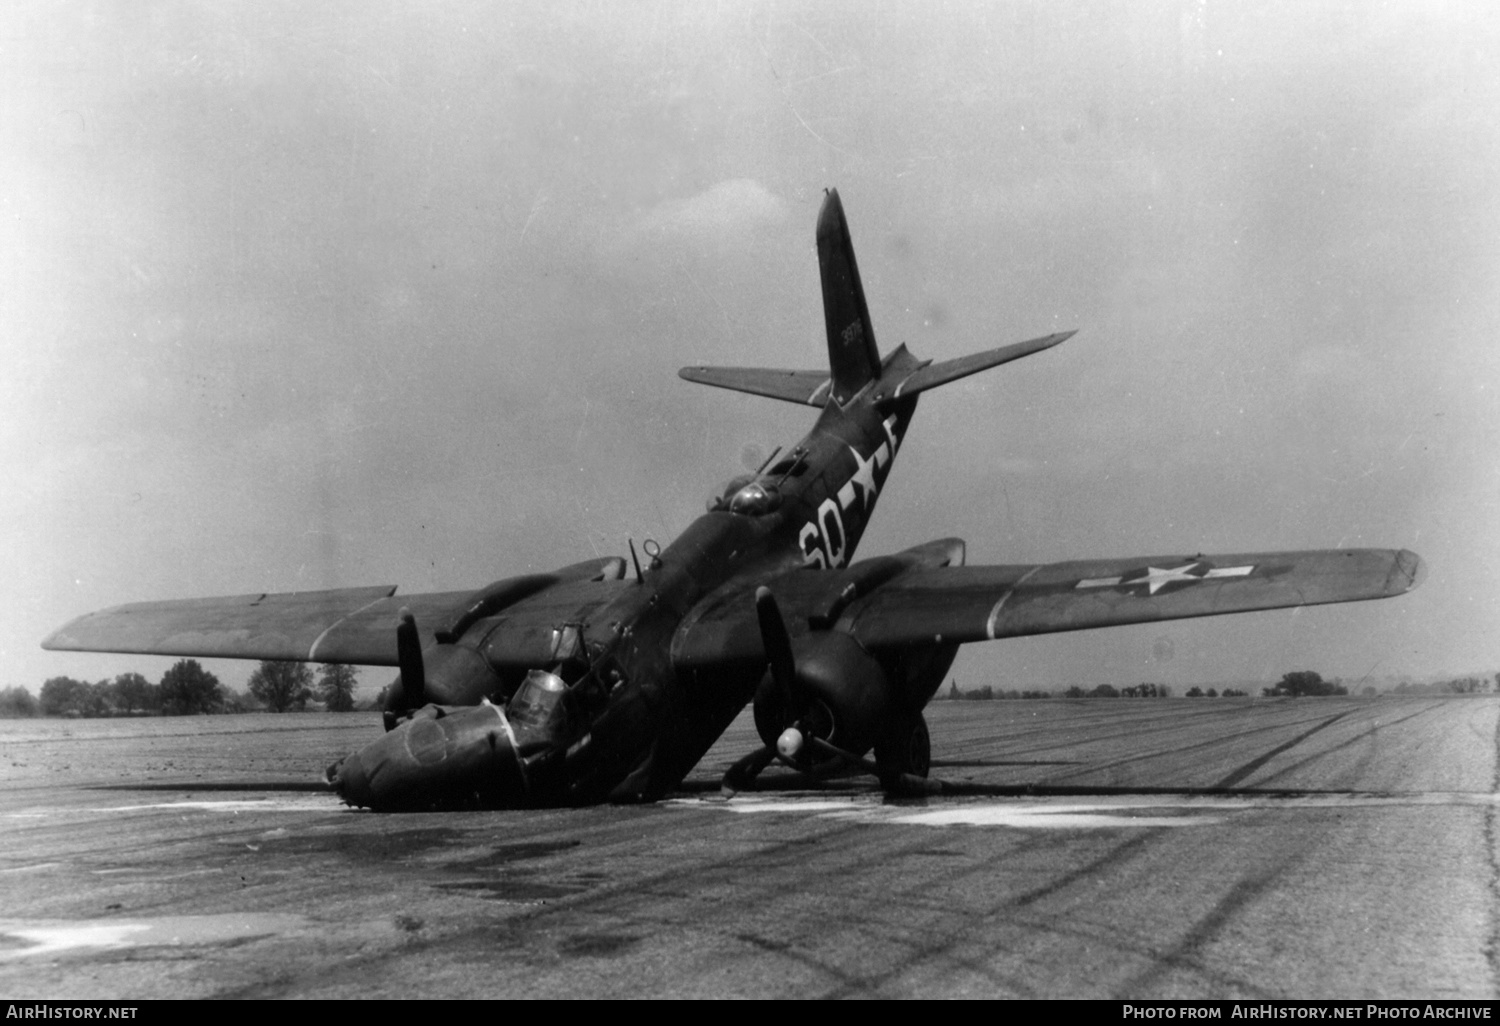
top-left (43, 189), bottom-right (1424, 809)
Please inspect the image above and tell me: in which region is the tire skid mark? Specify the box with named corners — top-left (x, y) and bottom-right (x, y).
top-left (1248, 701), bottom-right (1449, 790)
top-left (929, 700), bottom-right (1227, 751)
top-left (1114, 859), bottom-right (1297, 998)
top-left (1212, 710), bottom-right (1356, 789)
top-left (947, 703), bottom-right (1279, 765)
top-left (816, 830), bottom-right (1090, 999)
top-left (1250, 719), bottom-right (1402, 790)
top-left (478, 814), bottom-right (1058, 997)
top-left (823, 833), bottom-right (1188, 998)
top-left (223, 813), bottom-right (906, 998)
top-left (708, 825), bottom-right (1066, 997)
top-left (1037, 710), bottom-right (1345, 787)
top-left (1010, 830), bottom-right (1164, 909)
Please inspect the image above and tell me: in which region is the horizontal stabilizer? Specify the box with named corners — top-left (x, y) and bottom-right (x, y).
top-left (883, 331), bottom-right (1073, 400)
top-left (677, 365), bottom-right (831, 406)
top-left (678, 331), bottom-right (1071, 406)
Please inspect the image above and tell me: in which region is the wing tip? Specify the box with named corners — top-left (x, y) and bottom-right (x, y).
top-left (1393, 549), bottom-right (1425, 594)
top-left (40, 612), bottom-right (96, 652)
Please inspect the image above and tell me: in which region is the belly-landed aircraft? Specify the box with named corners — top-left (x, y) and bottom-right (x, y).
top-left (44, 189), bottom-right (1424, 810)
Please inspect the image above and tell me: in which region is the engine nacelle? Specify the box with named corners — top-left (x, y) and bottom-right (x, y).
top-left (752, 630), bottom-right (893, 757)
top-left (383, 642), bottom-right (503, 730)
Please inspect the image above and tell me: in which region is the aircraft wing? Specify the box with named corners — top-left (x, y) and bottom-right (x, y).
top-left (42, 557), bottom-right (629, 666)
top-left (672, 548), bottom-right (1424, 668)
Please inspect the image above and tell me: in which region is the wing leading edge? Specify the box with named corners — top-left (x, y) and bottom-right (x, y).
top-left (671, 548), bottom-right (1424, 668)
top-left (43, 557), bottom-right (630, 666)
top-left (843, 548), bottom-right (1423, 649)
top-left (44, 585), bottom-right (416, 665)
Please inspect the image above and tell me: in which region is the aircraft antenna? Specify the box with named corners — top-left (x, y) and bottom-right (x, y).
top-left (774, 447), bottom-right (808, 486)
top-left (628, 538), bottom-right (645, 583)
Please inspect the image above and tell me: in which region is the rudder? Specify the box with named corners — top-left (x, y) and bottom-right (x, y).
top-left (817, 189), bottom-right (882, 404)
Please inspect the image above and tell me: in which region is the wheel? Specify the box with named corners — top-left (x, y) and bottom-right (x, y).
top-left (875, 712), bottom-right (930, 785)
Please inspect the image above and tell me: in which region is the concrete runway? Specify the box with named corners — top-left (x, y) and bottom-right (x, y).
top-left (0, 696), bottom-right (1494, 999)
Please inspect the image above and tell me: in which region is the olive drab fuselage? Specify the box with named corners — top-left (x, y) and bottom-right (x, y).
top-left (590, 382), bottom-right (920, 800)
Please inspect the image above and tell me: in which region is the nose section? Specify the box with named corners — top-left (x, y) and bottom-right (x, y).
top-left (328, 702), bottom-right (528, 810)
top-left (326, 749), bottom-right (372, 802)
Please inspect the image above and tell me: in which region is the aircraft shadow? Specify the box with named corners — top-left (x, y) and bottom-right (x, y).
top-left (87, 781), bottom-right (334, 794)
top-left (94, 779), bottom-right (1418, 804)
top-left (891, 782), bottom-right (1409, 799)
top-left (678, 776), bottom-right (1411, 800)
top-left (930, 759), bottom-right (1081, 768)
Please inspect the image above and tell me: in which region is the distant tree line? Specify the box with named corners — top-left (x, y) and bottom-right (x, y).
top-left (944, 682), bottom-right (1174, 700)
top-left (1260, 670), bottom-right (1500, 698)
top-left (952, 685), bottom-right (1051, 700)
top-left (1066, 683), bottom-right (1174, 699)
top-left (1259, 671), bottom-right (1345, 697)
top-left (1387, 673), bottom-right (1498, 696)
top-left (1, 659), bottom-right (362, 718)
top-left (938, 669), bottom-right (1500, 700)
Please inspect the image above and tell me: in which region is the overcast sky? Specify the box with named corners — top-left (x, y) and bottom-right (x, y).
top-left (5, 1), bottom-right (1498, 697)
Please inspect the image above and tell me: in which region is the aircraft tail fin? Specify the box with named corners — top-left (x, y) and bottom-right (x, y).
top-left (675, 187), bottom-right (880, 407)
top-left (817, 188), bottom-right (882, 405)
top-left (676, 188), bottom-right (1072, 406)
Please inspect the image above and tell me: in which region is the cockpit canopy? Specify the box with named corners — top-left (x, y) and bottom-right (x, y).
top-left (730, 480), bottom-right (781, 515)
top-left (707, 475), bottom-right (782, 516)
top-left (507, 668), bottom-right (572, 733)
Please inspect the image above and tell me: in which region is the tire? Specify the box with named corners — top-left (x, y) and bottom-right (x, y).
top-left (875, 712), bottom-right (931, 784)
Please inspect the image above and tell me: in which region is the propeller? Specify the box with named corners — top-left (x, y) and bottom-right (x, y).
top-left (754, 586), bottom-right (807, 760)
top-left (721, 745), bottom-right (778, 795)
top-left (722, 588), bottom-right (801, 796)
top-left (395, 607), bottom-right (425, 708)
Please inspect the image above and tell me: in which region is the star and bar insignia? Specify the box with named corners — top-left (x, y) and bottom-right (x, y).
top-left (1075, 561), bottom-right (1255, 596)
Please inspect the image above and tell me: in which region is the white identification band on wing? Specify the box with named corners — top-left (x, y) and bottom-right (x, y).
top-left (985, 565), bottom-right (1044, 640)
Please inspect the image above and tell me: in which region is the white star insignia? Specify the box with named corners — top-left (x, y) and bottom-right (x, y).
top-left (1076, 563), bottom-right (1255, 595)
top-left (846, 444), bottom-right (881, 509)
top-left (1127, 563), bottom-right (1208, 595)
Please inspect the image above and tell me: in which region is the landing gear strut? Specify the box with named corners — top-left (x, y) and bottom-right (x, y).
top-left (874, 712), bottom-right (930, 790)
